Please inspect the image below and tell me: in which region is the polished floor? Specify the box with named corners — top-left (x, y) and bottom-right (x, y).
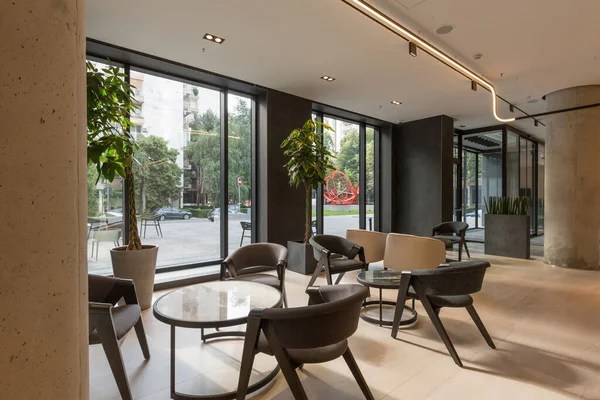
top-left (90, 251), bottom-right (600, 399)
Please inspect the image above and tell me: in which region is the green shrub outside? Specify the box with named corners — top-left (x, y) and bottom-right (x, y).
top-left (183, 207), bottom-right (211, 218)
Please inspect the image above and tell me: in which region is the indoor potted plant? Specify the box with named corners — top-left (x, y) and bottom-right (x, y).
top-left (87, 61), bottom-right (158, 309)
top-left (484, 196), bottom-right (531, 259)
top-left (281, 119), bottom-right (335, 274)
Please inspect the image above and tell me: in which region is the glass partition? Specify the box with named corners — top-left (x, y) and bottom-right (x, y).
top-left (537, 144), bottom-right (545, 234)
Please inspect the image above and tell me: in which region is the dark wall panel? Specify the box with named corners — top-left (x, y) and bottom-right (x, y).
top-left (391, 115), bottom-right (454, 236)
top-left (257, 90), bottom-right (311, 245)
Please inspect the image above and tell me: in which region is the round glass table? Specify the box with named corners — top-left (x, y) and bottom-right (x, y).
top-left (153, 281), bottom-right (282, 400)
top-left (357, 270), bottom-right (417, 327)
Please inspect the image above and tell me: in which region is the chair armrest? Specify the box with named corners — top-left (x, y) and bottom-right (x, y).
top-left (306, 286), bottom-right (325, 305)
top-left (276, 260), bottom-right (287, 282)
top-left (89, 301), bottom-right (112, 315)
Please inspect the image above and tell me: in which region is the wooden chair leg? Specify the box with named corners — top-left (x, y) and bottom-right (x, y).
top-left (342, 348), bottom-right (374, 400)
top-left (420, 297), bottom-right (463, 367)
top-left (236, 316), bottom-right (261, 400)
top-left (133, 317), bottom-right (151, 360)
top-left (323, 262), bottom-right (333, 285)
top-left (334, 272), bottom-right (346, 285)
top-left (239, 230), bottom-right (244, 247)
top-left (391, 272), bottom-right (412, 338)
top-left (466, 305), bottom-right (495, 349)
top-left (265, 326), bottom-right (308, 400)
top-left (458, 241), bottom-right (463, 261)
top-left (96, 322), bottom-right (134, 400)
top-left (307, 262), bottom-right (322, 288)
top-left (463, 240), bottom-right (471, 258)
top-left (281, 284), bottom-right (288, 308)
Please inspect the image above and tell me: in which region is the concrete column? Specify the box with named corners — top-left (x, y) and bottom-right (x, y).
top-left (544, 85), bottom-right (600, 270)
top-left (0, 0), bottom-right (88, 399)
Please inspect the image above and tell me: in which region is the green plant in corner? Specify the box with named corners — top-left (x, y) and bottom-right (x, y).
top-left (281, 119), bottom-right (336, 243)
top-left (485, 196), bottom-right (531, 215)
top-left (86, 60), bottom-right (142, 250)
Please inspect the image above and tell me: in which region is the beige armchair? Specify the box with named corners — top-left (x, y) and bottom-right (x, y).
top-left (346, 229), bottom-right (388, 268)
top-left (383, 233), bottom-right (446, 271)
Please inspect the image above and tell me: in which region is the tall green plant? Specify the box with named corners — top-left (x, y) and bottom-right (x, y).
top-left (86, 61), bottom-right (142, 250)
top-left (485, 196), bottom-right (531, 215)
top-left (282, 120), bottom-right (336, 243)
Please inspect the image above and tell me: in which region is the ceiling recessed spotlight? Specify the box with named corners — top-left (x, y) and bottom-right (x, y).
top-left (321, 75), bottom-right (335, 82)
top-left (391, 100), bottom-right (401, 105)
top-left (436, 24), bottom-right (455, 35)
top-left (473, 53), bottom-right (483, 60)
top-left (203, 33), bottom-right (225, 44)
top-left (527, 99), bottom-right (539, 104)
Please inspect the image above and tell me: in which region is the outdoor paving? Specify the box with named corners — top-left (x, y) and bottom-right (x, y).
top-left (88, 214), bottom-right (368, 275)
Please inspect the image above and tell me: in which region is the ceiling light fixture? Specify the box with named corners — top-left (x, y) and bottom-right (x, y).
top-left (343, 0), bottom-right (515, 123)
top-left (471, 81), bottom-right (477, 91)
top-left (534, 120), bottom-right (539, 127)
top-left (509, 104), bottom-right (514, 113)
top-left (391, 100), bottom-right (401, 105)
top-left (203, 33), bottom-right (225, 44)
top-left (321, 75), bottom-right (335, 82)
top-left (436, 24), bottom-right (455, 35)
top-left (409, 42), bottom-right (417, 57)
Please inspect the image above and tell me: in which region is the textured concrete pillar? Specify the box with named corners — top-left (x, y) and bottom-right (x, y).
top-left (0, 0), bottom-right (88, 399)
top-left (544, 86), bottom-right (600, 269)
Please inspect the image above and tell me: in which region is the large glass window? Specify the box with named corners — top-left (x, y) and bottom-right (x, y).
top-left (519, 137), bottom-right (535, 232)
top-left (132, 69), bottom-right (222, 268)
top-left (538, 144), bottom-right (545, 234)
top-left (87, 55), bottom-right (256, 275)
top-left (322, 116), bottom-right (361, 236)
top-left (227, 94), bottom-right (253, 253)
top-left (87, 60), bottom-right (125, 275)
top-left (366, 127), bottom-right (375, 230)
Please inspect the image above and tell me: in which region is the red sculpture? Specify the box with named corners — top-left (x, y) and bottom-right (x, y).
top-left (323, 170), bottom-right (359, 205)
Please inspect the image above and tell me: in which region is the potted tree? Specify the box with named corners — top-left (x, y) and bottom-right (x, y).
top-left (281, 119), bottom-right (335, 274)
top-left (87, 61), bottom-right (158, 309)
top-left (484, 196), bottom-right (531, 259)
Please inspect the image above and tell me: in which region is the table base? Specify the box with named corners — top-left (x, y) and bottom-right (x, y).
top-left (170, 325), bottom-right (280, 400)
top-left (360, 288), bottom-right (417, 328)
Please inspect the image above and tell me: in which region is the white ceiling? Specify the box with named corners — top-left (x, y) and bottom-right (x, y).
top-left (87, 0), bottom-right (600, 139)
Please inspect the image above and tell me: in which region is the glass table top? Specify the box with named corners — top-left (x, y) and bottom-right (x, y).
top-left (154, 281), bottom-right (281, 327)
top-left (357, 270), bottom-right (403, 288)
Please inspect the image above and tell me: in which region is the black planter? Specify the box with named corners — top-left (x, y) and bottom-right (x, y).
top-left (484, 214), bottom-right (530, 259)
top-left (287, 241), bottom-right (318, 275)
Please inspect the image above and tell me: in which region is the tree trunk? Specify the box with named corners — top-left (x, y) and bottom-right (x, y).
top-left (304, 183), bottom-right (312, 243)
top-left (126, 165), bottom-right (142, 250)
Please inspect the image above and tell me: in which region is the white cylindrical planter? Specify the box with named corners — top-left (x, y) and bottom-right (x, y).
top-left (111, 245), bottom-right (159, 310)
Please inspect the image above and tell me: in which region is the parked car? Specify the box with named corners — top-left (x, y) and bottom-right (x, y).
top-left (106, 208), bottom-right (123, 218)
top-left (155, 207), bottom-right (192, 220)
top-left (465, 210), bottom-right (483, 218)
top-left (207, 205), bottom-right (240, 222)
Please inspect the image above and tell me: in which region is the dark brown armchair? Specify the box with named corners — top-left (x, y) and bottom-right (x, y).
top-left (220, 243), bottom-right (288, 307)
top-left (308, 234), bottom-right (366, 288)
top-left (89, 275), bottom-right (150, 400)
top-left (236, 284), bottom-right (374, 400)
top-left (392, 261), bottom-right (495, 367)
top-left (432, 221), bottom-right (470, 261)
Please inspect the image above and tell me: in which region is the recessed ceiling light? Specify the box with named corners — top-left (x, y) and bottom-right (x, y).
top-left (436, 24), bottom-right (455, 35)
top-left (321, 75), bottom-right (335, 82)
top-left (391, 100), bottom-right (401, 105)
top-left (203, 33), bottom-right (225, 44)
top-left (473, 53), bottom-right (483, 60)
top-left (527, 99), bottom-right (539, 104)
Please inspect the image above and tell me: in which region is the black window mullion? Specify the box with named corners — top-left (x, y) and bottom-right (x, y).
top-left (250, 98), bottom-right (257, 243)
top-left (123, 64), bottom-right (131, 245)
top-left (374, 128), bottom-right (381, 232)
top-left (314, 113), bottom-right (324, 235)
top-left (359, 124), bottom-right (366, 230)
top-left (220, 90), bottom-right (229, 259)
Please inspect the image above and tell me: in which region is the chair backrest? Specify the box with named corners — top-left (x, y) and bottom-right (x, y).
top-left (259, 284), bottom-right (368, 349)
top-left (383, 233), bottom-right (446, 271)
top-left (224, 242), bottom-right (287, 274)
top-left (433, 221), bottom-right (468, 236)
top-left (309, 235), bottom-right (360, 261)
top-left (346, 229), bottom-right (387, 264)
top-left (88, 274), bottom-right (131, 305)
top-left (91, 228), bottom-right (121, 242)
top-left (411, 261), bottom-right (490, 296)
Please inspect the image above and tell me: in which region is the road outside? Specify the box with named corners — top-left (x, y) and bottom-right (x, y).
top-left (88, 214), bottom-right (374, 275)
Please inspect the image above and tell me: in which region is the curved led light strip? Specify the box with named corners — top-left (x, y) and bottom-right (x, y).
top-left (347, 0), bottom-right (515, 123)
